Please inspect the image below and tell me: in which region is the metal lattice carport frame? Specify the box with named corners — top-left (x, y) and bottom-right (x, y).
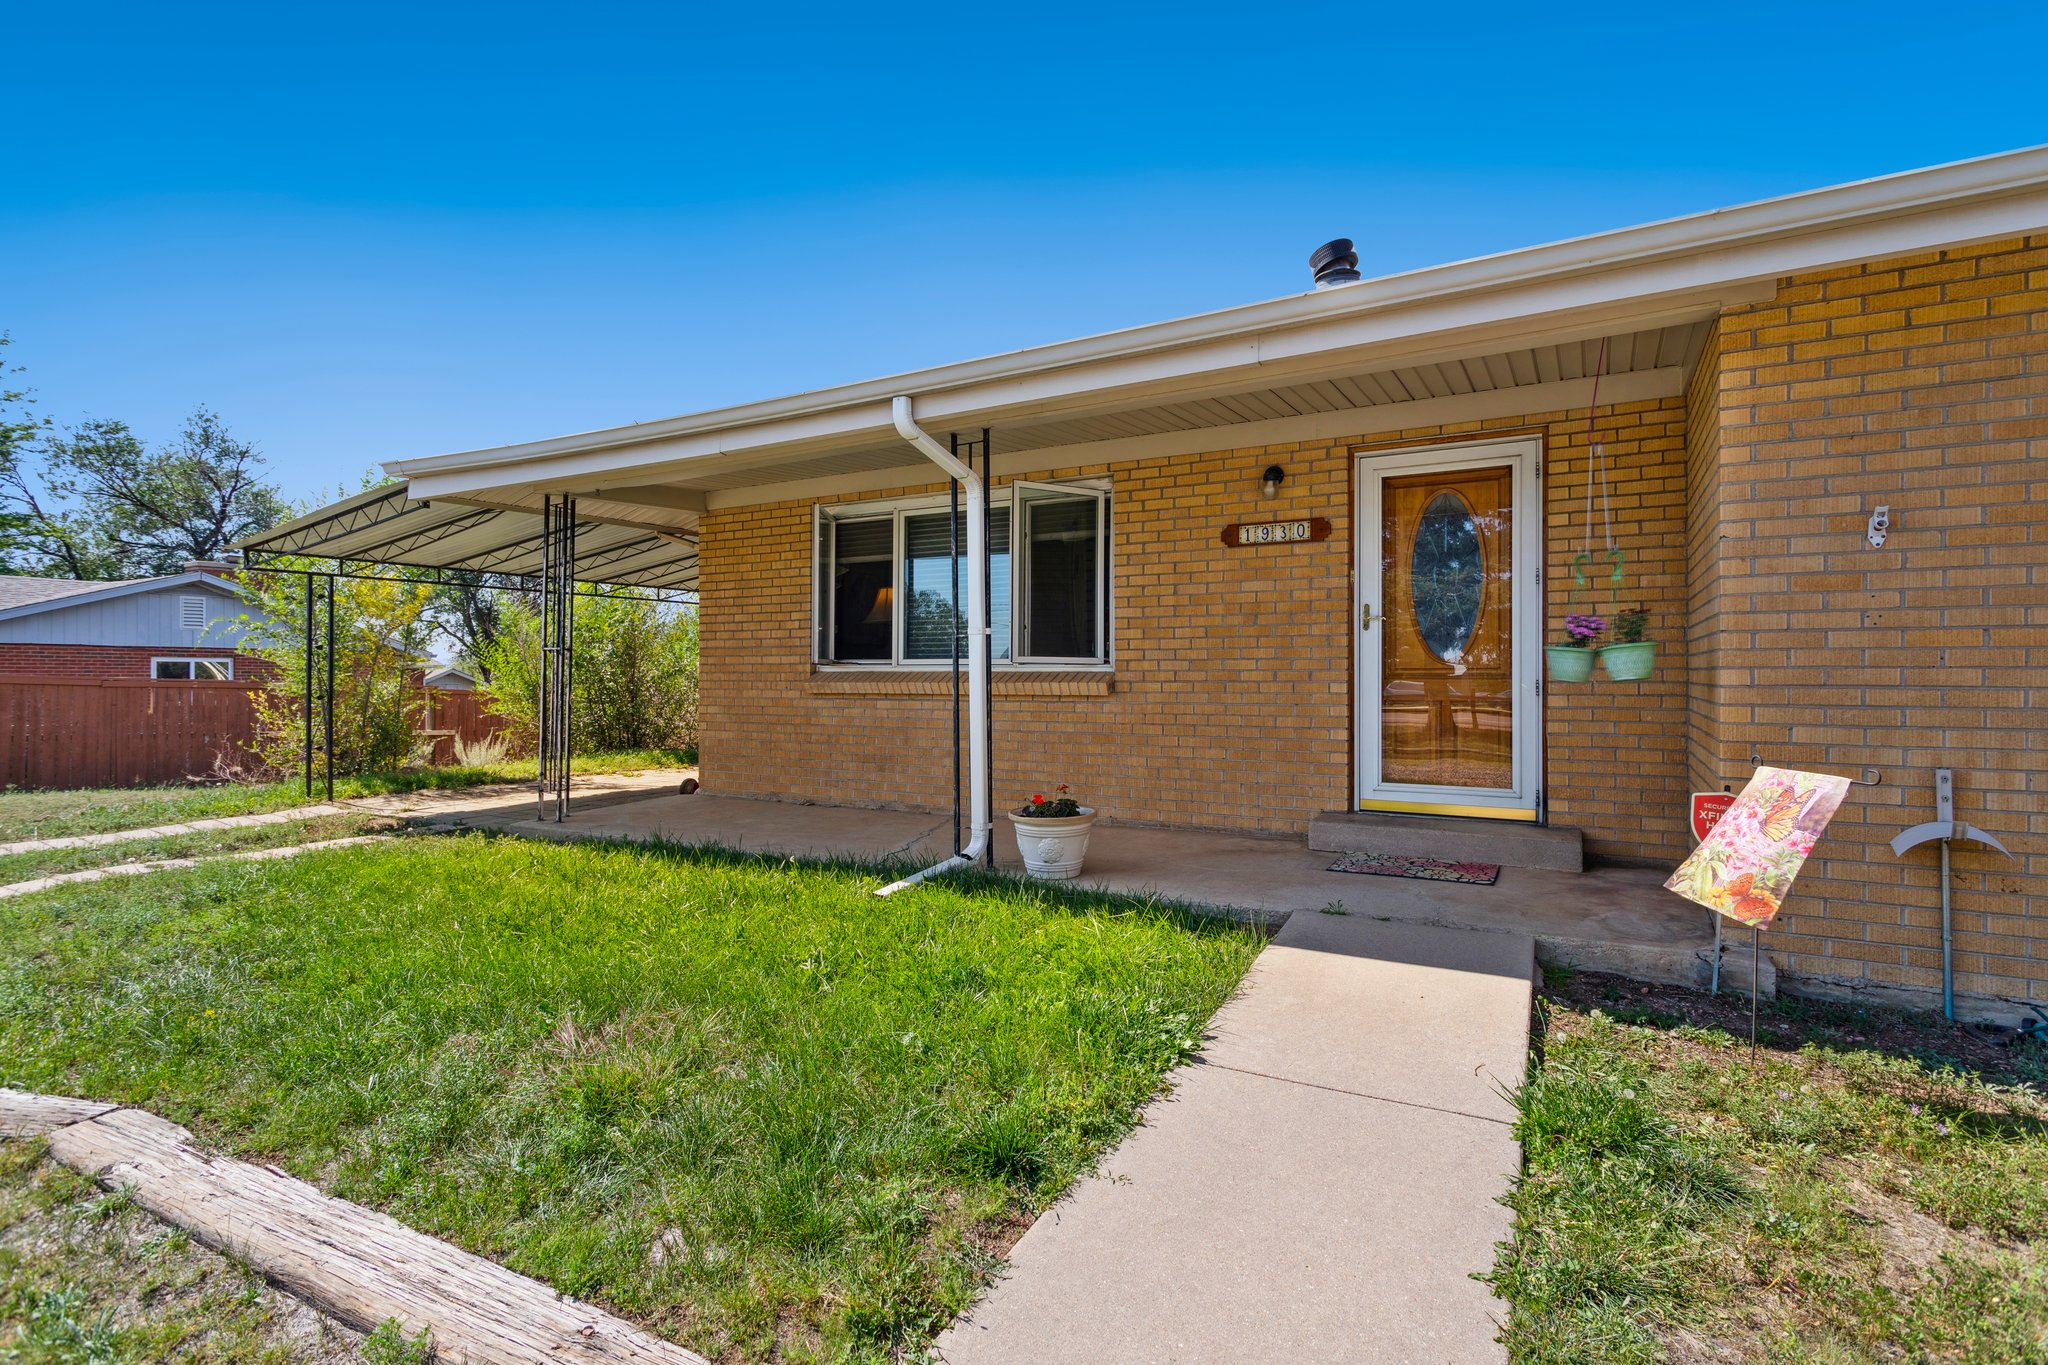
top-left (236, 485), bottom-right (697, 820)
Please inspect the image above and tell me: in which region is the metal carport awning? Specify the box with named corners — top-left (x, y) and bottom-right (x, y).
top-left (234, 482), bottom-right (698, 825)
top-left (235, 483), bottom-right (699, 592)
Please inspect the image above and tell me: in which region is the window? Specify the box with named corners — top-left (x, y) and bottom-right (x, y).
top-left (816, 484), bottom-right (1106, 666)
top-left (153, 657), bottom-right (233, 680)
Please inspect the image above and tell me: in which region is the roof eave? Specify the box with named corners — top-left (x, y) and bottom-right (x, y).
top-left (390, 143), bottom-right (2048, 499)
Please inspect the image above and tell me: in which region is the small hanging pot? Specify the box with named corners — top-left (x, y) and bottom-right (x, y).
top-left (1545, 645), bottom-right (1598, 683)
top-left (1598, 641), bottom-right (1657, 681)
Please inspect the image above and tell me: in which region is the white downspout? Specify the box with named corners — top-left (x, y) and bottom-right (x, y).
top-left (876, 394), bottom-right (990, 895)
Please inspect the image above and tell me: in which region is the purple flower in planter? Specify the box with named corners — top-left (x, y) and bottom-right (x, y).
top-left (1561, 613), bottom-right (1608, 646)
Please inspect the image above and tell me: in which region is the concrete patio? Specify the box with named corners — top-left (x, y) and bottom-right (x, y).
top-left (437, 786), bottom-right (1719, 987)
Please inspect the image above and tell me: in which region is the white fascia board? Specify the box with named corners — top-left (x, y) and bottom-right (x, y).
top-left (395, 149), bottom-right (2048, 501)
top-left (701, 367), bottom-right (1687, 510)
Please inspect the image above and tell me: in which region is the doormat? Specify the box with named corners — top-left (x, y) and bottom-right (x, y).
top-left (1326, 851), bottom-right (1501, 885)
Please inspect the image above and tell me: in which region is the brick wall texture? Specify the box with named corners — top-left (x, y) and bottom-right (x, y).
top-left (0, 644), bottom-right (264, 679)
top-left (1689, 235), bottom-right (2047, 1007)
top-left (700, 235), bottom-right (2047, 1008)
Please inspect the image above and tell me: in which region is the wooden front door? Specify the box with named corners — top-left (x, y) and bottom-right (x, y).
top-left (1357, 439), bottom-right (1541, 820)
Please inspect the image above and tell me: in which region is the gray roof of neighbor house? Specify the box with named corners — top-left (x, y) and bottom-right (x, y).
top-left (0, 571), bottom-right (257, 648)
top-left (0, 576), bottom-right (149, 611)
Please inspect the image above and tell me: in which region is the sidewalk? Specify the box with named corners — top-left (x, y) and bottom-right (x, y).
top-left (935, 912), bottom-right (1532, 1364)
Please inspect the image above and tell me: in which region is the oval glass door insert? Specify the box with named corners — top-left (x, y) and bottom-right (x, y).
top-left (1410, 491), bottom-right (1483, 663)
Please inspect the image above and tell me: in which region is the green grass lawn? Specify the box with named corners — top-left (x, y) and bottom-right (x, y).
top-left (1492, 969), bottom-right (2048, 1363)
top-left (0, 834), bottom-right (1259, 1363)
top-left (0, 748), bottom-right (693, 843)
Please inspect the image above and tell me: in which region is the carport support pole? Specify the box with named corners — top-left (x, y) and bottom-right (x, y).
top-left (980, 427), bottom-right (993, 869)
top-left (537, 497), bottom-right (552, 823)
top-left (303, 573), bottom-right (314, 799)
top-left (324, 573), bottom-right (336, 801)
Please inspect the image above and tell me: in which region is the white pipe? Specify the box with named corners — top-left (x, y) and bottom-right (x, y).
top-left (876, 394), bottom-right (990, 896)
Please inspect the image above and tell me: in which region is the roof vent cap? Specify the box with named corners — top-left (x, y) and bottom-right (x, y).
top-left (1309, 238), bottom-right (1361, 289)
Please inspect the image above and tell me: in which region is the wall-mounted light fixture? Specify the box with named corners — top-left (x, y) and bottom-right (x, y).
top-left (1259, 464), bottom-right (1286, 499)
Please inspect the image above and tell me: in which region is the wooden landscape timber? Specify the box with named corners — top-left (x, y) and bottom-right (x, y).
top-left (1, 1087), bottom-right (710, 1365)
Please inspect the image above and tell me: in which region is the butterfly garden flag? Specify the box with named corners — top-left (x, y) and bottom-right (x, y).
top-left (1666, 767), bottom-right (1852, 929)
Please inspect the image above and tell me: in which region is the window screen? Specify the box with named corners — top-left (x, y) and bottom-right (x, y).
top-left (1017, 487), bottom-right (1103, 661)
top-left (828, 517), bottom-right (893, 661)
top-left (902, 507), bottom-right (1012, 662)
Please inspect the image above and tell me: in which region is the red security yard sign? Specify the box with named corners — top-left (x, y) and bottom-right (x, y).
top-left (1690, 791), bottom-right (1736, 843)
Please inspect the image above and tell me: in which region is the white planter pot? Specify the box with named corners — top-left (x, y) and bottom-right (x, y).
top-left (1006, 807), bottom-right (1097, 880)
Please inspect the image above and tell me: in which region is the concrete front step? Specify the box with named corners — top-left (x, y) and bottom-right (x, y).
top-left (1308, 810), bottom-right (1584, 872)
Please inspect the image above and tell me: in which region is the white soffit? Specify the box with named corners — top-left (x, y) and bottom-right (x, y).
top-left (581, 323), bottom-right (1708, 502)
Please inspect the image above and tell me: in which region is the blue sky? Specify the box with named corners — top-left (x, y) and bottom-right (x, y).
top-left (8, 2), bottom-right (2046, 506)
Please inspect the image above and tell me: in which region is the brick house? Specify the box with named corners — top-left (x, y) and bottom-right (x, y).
top-left (0, 564), bottom-right (271, 680)
top-left (258, 147), bottom-right (2048, 1020)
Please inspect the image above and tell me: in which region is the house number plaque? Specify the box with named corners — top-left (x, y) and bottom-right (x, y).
top-left (1220, 517), bottom-right (1331, 548)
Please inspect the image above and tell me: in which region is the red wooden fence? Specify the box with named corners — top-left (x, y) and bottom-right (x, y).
top-left (0, 678), bottom-right (263, 789)
top-left (420, 688), bottom-right (514, 764)
top-left (0, 677), bottom-right (512, 791)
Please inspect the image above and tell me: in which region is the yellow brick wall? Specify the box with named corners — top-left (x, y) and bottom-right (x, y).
top-left (1697, 235), bottom-right (2048, 1006)
top-left (700, 395), bottom-right (1693, 854)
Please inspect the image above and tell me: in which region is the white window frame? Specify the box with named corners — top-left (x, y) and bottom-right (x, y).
top-left (152, 656), bottom-right (234, 680)
top-left (812, 481), bottom-right (1112, 669)
top-left (1013, 480), bottom-right (1110, 665)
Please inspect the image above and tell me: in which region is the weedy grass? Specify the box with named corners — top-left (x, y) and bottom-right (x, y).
top-left (0, 833), bottom-right (1258, 1362)
top-left (0, 748), bottom-right (693, 843)
top-left (0, 1140), bottom-right (366, 1363)
top-left (1492, 975), bottom-right (2048, 1363)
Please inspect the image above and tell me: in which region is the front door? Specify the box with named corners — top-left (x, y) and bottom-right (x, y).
top-left (1356, 438), bottom-right (1540, 820)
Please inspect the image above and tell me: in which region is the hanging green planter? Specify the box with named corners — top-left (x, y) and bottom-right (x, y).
top-left (1547, 612), bottom-right (1606, 682)
top-left (1546, 644), bottom-right (1598, 682)
top-left (1598, 606), bottom-right (1657, 681)
top-left (1598, 641), bottom-right (1657, 680)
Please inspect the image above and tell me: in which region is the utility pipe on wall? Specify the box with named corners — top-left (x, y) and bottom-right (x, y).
top-left (876, 394), bottom-right (990, 895)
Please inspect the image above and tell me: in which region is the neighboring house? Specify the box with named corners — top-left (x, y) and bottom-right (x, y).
top-left (422, 665), bottom-right (479, 691)
top-left (0, 562), bottom-right (268, 680)
top-left (255, 147), bottom-right (2048, 1019)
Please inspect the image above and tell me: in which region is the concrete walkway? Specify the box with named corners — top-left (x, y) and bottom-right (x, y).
top-left (0, 804), bottom-right (349, 858)
top-left (0, 835), bottom-right (393, 899)
top-left (937, 912), bottom-right (1531, 1363)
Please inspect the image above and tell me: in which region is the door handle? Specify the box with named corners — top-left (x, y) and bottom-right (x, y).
top-left (1361, 604), bottom-right (1378, 629)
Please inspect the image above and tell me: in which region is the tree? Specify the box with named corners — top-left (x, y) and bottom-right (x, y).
top-left (0, 334), bottom-right (52, 568)
top-left (3, 404), bottom-right (287, 578)
top-left (235, 563), bottom-right (439, 779)
top-left (477, 588), bottom-right (698, 755)
top-left (421, 570), bottom-right (508, 678)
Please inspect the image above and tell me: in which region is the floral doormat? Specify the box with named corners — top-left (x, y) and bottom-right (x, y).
top-left (1325, 851), bottom-right (1501, 885)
